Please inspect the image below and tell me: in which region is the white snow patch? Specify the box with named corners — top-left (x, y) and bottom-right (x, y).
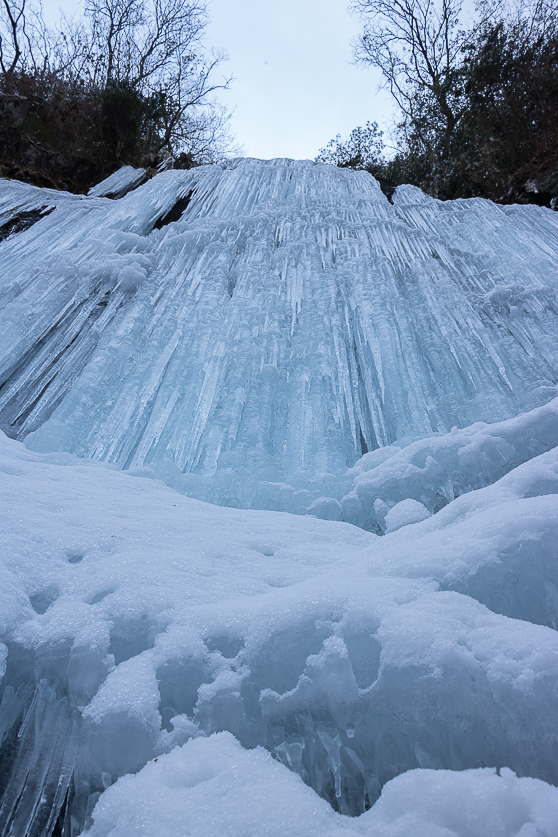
top-left (85, 734), bottom-right (558, 837)
top-left (384, 499), bottom-right (431, 533)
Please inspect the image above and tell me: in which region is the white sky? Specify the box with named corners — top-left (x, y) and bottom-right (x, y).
top-left (42, 0), bottom-right (396, 160)
top-left (204, 0), bottom-right (395, 159)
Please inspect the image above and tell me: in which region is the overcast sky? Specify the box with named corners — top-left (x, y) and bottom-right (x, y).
top-left (43, 0), bottom-right (395, 160)
top-left (205, 0), bottom-right (395, 159)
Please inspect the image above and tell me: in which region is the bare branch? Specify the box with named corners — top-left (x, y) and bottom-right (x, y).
top-left (1, 0), bottom-right (237, 174)
top-left (0, 0), bottom-right (25, 73)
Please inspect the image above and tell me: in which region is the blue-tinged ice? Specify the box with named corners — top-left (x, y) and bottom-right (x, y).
top-left (0, 159), bottom-right (557, 516)
top-left (88, 166), bottom-right (147, 199)
top-left (1, 160), bottom-right (558, 837)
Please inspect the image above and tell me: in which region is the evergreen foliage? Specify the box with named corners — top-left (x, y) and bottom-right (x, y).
top-left (316, 122), bottom-right (384, 169)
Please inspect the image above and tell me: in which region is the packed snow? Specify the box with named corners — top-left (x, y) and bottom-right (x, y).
top-left (86, 735), bottom-right (558, 837)
top-left (1, 159), bottom-right (558, 836)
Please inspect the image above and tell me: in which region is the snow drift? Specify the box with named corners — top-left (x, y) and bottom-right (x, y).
top-left (1, 159), bottom-right (558, 836)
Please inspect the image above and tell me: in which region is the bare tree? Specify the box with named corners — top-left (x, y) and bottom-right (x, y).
top-left (0, 0), bottom-right (24, 73)
top-left (350, 0), bottom-right (558, 201)
top-left (0, 0), bottom-right (51, 74)
top-left (1, 0), bottom-right (235, 163)
top-left (351, 0), bottom-right (498, 158)
top-left (54, 0), bottom-right (233, 157)
top-left (0, 0), bottom-right (236, 192)
top-left (76, 0), bottom-right (206, 89)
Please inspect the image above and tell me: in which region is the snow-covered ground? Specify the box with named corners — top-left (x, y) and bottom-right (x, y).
top-left (1, 160), bottom-right (558, 835)
top-left (1, 410), bottom-right (558, 835)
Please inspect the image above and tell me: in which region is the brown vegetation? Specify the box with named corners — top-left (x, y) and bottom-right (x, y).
top-left (0, 0), bottom-right (234, 193)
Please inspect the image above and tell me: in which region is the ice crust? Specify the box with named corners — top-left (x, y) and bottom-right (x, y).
top-left (2, 160), bottom-right (558, 835)
top-left (1, 159), bottom-right (558, 518)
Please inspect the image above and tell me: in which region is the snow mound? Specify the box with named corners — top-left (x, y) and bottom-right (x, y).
top-left (0, 420), bottom-right (558, 833)
top-left (342, 396), bottom-right (558, 531)
top-left (384, 499), bottom-right (431, 532)
top-left (84, 734), bottom-right (558, 837)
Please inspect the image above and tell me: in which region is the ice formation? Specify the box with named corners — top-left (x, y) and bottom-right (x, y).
top-left (1, 159), bottom-right (558, 836)
top-left (1, 159), bottom-right (558, 516)
top-left (87, 166), bottom-right (148, 200)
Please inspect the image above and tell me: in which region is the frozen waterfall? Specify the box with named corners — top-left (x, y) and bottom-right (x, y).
top-left (1, 158), bottom-right (558, 519)
top-left (1, 160), bottom-right (558, 837)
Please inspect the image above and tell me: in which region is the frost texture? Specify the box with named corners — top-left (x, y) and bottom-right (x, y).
top-left (1, 161), bottom-right (558, 836)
